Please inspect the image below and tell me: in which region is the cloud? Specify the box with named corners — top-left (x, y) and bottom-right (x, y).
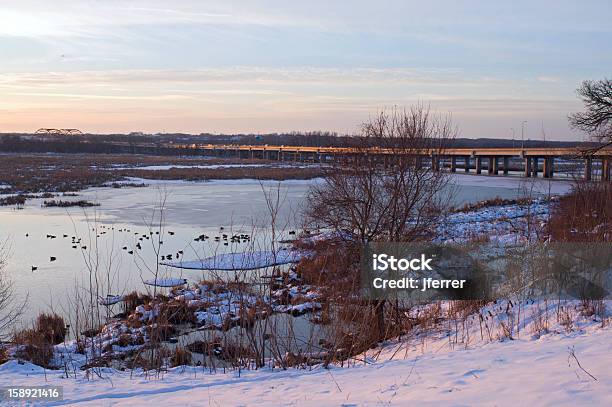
top-left (0, 67), bottom-right (494, 88)
top-left (536, 76), bottom-right (561, 83)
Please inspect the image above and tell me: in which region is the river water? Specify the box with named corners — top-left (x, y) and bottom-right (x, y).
top-left (0, 174), bottom-right (571, 325)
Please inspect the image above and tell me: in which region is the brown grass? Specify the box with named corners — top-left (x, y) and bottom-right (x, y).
top-left (159, 301), bottom-right (197, 325)
top-left (0, 195), bottom-right (27, 206)
top-left (123, 291), bottom-right (151, 315)
top-left (12, 328), bottom-right (54, 368)
top-left (170, 346), bottom-right (192, 367)
top-left (0, 153), bottom-right (322, 198)
top-left (0, 346), bottom-right (8, 365)
top-left (548, 181), bottom-right (611, 242)
top-left (453, 197), bottom-right (533, 213)
top-left (35, 313), bottom-right (67, 345)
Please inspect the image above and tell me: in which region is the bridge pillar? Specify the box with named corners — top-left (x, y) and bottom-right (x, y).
top-left (487, 156), bottom-right (494, 175)
top-left (415, 156), bottom-right (423, 170)
top-left (476, 157), bottom-right (483, 174)
top-left (492, 157), bottom-right (499, 175)
top-left (531, 157), bottom-right (539, 177)
top-left (584, 158), bottom-right (592, 180)
top-left (603, 158), bottom-right (610, 181)
top-left (503, 157), bottom-right (509, 175)
top-left (524, 157), bottom-right (531, 177)
top-left (543, 157), bottom-right (554, 178)
top-left (450, 156), bottom-right (457, 172)
top-left (464, 156), bottom-right (470, 172)
top-left (432, 156), bottom-right (440, 172)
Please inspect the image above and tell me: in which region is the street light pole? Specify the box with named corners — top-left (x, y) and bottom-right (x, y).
top-left (521, 121), bottom-right (527, 149)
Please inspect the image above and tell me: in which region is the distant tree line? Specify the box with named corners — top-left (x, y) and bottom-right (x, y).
top-left (0, 130), bottom-right (594, 156)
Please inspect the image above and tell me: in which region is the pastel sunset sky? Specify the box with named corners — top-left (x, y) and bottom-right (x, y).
top-left (1, 1), bottom-right (611, 139)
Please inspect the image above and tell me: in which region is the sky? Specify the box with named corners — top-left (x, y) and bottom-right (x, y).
top-left (0, 1), bottom-right (611, 140)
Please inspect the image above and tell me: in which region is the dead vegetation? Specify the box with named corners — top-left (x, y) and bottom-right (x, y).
top-left (0, 345), bottom-right (7, 365)
top-left (35, 313), bottom-right (67, 345)
top-left (0, 153), bottom-right (323, 200)
top-left (10, 313), bottom-right (66, 368)
top-left (452, 196), bottom-right (535, 213)
top-left (0, 195), bottom-right (27, 207)
top-left (43, 199), bottom-right (100, 208)
top-left (12, 328), bottom-right (55, 368)
top-left (170, 347), bottom-right (192, 367)
top-left (548, 181), bottom-right (611, 242)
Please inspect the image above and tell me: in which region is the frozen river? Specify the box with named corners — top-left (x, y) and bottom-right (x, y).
top-left (0, 174), bottom-right (572, 325)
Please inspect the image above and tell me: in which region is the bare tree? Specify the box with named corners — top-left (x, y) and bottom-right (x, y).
top-left (305, 105), bottom-right (456, 341)
top-left (306, 105), bottom-right (455, 243)
top-left (569, 78), bottom-right (612, 146)
top-left (0, 242), bottom-right (27, 340)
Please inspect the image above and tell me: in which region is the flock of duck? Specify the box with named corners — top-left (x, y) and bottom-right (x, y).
top-left (25, 224), bottom-right (268, 272)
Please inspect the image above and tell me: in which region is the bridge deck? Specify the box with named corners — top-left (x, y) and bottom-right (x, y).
top-left (185, 144), bottom-right (612, 157)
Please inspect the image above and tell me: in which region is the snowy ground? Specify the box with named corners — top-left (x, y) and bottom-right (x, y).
top-left (2, 193), bottom-right (609, 406)
top-left (108, 163), bottom-right (320, 171)
top-left (162, 249), bottom-right (305, 270)
top-left (1, 301), bottom-right (609, 406)
top-left (448, 173), bottom-right (573, 195)
top-left (436, 198), bottom-right (551, 243)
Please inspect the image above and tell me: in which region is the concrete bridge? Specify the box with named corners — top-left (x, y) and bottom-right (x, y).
top-left (187, 144), bottom-right (612, 181)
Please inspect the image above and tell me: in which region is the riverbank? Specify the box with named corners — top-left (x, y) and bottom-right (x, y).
top-left (1, 299), bottom-right (609, 406)
top-left (0, 153), bottom-right (325, 201)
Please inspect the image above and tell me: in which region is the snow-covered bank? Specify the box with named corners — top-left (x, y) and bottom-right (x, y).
top-left (162, 250), bottom-right (306, 270)
top-left (436, 198), bottom-right (552, 242)
top-left (449, 173), bottom-right (573, 195)
top-left (1, 308), bottom-right (609, 406)
top-left (108, 163), bottom-right (321, 171)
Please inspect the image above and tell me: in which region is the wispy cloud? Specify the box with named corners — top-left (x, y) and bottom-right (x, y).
top-left (0, 1), bottom-right (610, 138)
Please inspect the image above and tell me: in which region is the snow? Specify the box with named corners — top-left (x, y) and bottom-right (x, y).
top-left (98, 295), bottom-right (123, 306)
top-left (108, 163), bottom-right (318, 171)
top-left (449, 173), bottom-right (573, 195)
top-left (107, 177), bottom-right (322, 187)
top-left (163, 250), bottom-right (306, 270)
top-left (2, 189), bottom-right (609, 405)
top-left (1, 301), bottom-right (609, 406)
top-left (143, 278), bottom-right (188, 287)
top-left (436, 198), bottom-right (551, 242)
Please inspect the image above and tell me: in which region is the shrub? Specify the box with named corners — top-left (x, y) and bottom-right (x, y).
top-left (0, 346), bottom-right (8, 365)
top-left (170, 346), bottom-right (192, 367)
top-left (12, 328), bottom-right (54, 368)
top-left (123, 291), bottom-right (151, 314)
top-left (548, 181), bottom-right (611, 242)
top-left (35, 313), bottom-right (67, 345)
